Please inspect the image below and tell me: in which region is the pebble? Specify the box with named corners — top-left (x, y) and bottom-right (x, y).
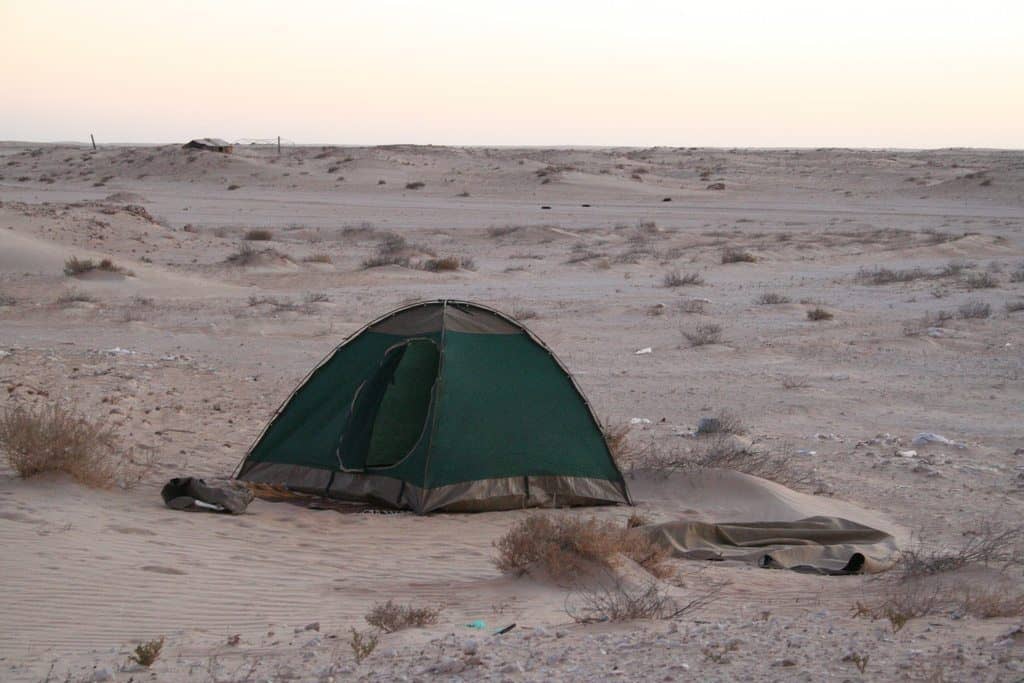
top-left (92, 668), bottom-right (113, 682)
top-left (463, 638), bottom-right (478, 655)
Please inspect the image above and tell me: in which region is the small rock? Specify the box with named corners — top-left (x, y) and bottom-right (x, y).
top-left (92, 668), bottom-right (114, 682)
top-left (462, 638), bottom-right (478, 655)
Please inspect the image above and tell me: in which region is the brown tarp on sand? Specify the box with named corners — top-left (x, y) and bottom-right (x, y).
top-left (643, 515), bottom-right (898, 575)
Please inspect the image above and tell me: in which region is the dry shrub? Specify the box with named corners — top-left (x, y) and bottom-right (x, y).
top-left (493, 513), bottom-right (671, 581)
top-left (365, 600), bottom-right (441, 633)
top-left (225, 243), bottom-right (290, 266)
top-left (488, 225), bottom-right (523, 238)
top-left (897, 522), bottom-right (1024, 579)
top-left (678, 299), bottom-right (706, 314)
top-left (806, 306), bottom-right (833, 321)
top-left (0, 292), bottom-right (16, 306)
top-left (303, 253), bottom-right (332, 263)
top-left (780, 375), bottom-right (809, 390)
top-left (512, 306), bottom-right (538, 321)
top-left (626, 512), bottom-right (651, 528)
top-left (856, 266), bottom-right (930, 285)
top-left (721, 247), bottom-right (756, 264)
top-left (1006, 300), bottom-right (1024, 313)
top-left (662, 270), bottom-right (704, 287)
top-left (129, 637), bottom-right (165, 667)
top-left (0, 404), bottom-right (149, 489)
top-left (405, 181), bottom-right (425, 190)
top-left (243, 229), bottom-right (273, 241)
top-left (362, 254), bottom-right (409, 268)
top-left (1009, 266), bottom-right (1024, 283)
top-left (604, 420), bottom-right (643, 467)
top-left (63, 256), bottom-right (131, 277)
top-left (420, 256), bottom-right (460, 272)
top-left (756, 292), bottom-right (790, 305)
top-left (965, 271), bottom-right (997, 289)
top-left (56, 288), bottom-right (96, 305)
top-left (348, 628), bottom-right (378, 663)
top-left (564, 573), bottom-right (713, 623)
top-left (695, 410), bottom-right (745, 435)
top-left (855, 581), bottom-right (1024, 631)
top-left (957, 300), bottom-right (990, 319)
top-left (682, 323), bottom-right (723, 347)
top-left (640, 436), bottom-right (815, 489)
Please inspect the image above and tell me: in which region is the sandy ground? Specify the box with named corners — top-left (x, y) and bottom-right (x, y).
top-left (0, 143), bottom-right (1022, 681)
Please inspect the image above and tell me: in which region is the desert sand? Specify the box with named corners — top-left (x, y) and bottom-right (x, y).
top-left (1, 142), bottom-right (1022, 681)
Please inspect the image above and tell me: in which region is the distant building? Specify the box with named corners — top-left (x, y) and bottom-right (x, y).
top-left (183, 138), bottom-right (233, 153)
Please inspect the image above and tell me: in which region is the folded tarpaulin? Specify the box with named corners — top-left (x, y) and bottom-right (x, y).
top-left (641, 516), bottom-right (898, 575)
top-left (161, 477), bottom-right (254, 514)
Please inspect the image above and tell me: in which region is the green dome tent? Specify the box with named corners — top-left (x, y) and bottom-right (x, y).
top-left (235, 300), bottom-right (631, 513)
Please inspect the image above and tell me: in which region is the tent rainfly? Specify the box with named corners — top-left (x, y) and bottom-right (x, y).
top-left (235, 300), bottom-right (631, 513)
top-left (182, 138), bottom-right (233, 153)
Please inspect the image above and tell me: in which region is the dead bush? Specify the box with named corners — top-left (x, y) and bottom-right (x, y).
top-left (56, 288), bottom-right (96, 305)
top-left (897, 522), bottom-right (1024, 579)
top-left (348, 628), bottom-right (378, 663)
top-left (856, 266), bottom-right (930, 285)
top-left (493, 513), bottom-right (671, 582)
top-left (662, 270), bottom-right (704, 287)
top-left (0, 292), bottom-right (15, 306)
top-left (678, 300), bottom-right (706, 314)
top-left (365, 600), bottom-right (441, 633)
top-left (696, 410), bottom-right (745, 435)
top-left (225, 243), bottom-right (289, 266)
top-left (966, 272), bottom-right (997, 289)
top-left (512, 306), bottom-right (538, 321)
top-left (721, 247), bottom-right (756, 264)
top-left (604, 420), bottom-right (643, 466)
top-left (362, 254), bottom-right (410, 268)
top-left (756, 292), bottom-right (790, 305)
top-left (644, 436), bottom-right (815, 489)
top-left (129, 637), bottom-right (165, 667)
top-left (682, 323), bottom-right (723, 347)
top-left (1009, 266), bottom-right (1024, 283)
top-left (780, 375), bottom-right (809, 390)
top-left (806, 306), bottom-right (833, 321)
top-left (564, 573), bottom-right (713, 623)
top-left (405, 181), bottom-right (425, 190)
top-left (626, 512), bottom-right (651, 528)
top-left (1006, 300), bottom-right (1024, 313)
top-left (63, 256), bottom-right (131, 277)
top-left (488, 225), bottom-right (523, 238)
top-left (302, 253), bottom-right (332, 263)
top-left (957, 300), bottom-right (990, 319)
top-left (243, 229), bottom-right (274, 241)
top-left (0, 404), bottom-right (148, 489)
top-left (420, 256), bottom-right (460, 272)
top-left (854, 580), bottom-right (1024, 631)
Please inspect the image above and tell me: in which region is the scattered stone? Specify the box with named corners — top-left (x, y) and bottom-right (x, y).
top-left (463, 638), bottom-right (478, 655)
top-left (92, 667), bottom-right (113, 682)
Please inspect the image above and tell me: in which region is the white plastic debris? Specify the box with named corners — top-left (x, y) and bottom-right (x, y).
top-left (912, 432), bottom-right (965, 449)
top-left (630, 417), bottom-right (652, 425)
top-left (897, 449), bottom-right (918, 458)
top-left (0, 350), bottom-right (10, 359)
top-left (635, 347), bottom-right (653, 355)
top-left (796, 449), bottom-right (817, 457)
top-left (104, 347), bottom-right (135, 356)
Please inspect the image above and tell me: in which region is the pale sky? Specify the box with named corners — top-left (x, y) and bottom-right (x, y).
top-left (2, 0), bottom-right (1022, 147)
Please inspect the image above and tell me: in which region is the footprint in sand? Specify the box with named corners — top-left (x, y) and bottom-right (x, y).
top-left (140, 565), bottom-right (187, 575)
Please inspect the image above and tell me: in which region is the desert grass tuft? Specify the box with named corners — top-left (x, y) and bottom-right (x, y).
top-left (0, 404), bottom-right (148, 489)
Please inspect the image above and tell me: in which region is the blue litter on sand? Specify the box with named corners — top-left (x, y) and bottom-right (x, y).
top-left (465, 620), bottom-right (486, 630)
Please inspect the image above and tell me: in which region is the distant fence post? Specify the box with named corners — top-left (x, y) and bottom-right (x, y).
top-left (90, 134), bottom-right (96, 150)
top-left (277, 136), bottom-right (281, 156)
